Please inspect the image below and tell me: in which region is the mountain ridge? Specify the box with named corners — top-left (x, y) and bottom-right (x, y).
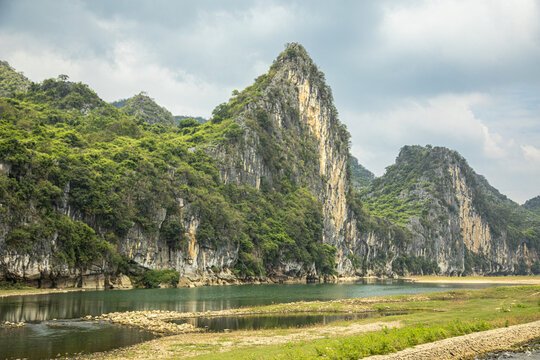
top-left (0, 44), bottom-right (538, 289)
top-left (360, 145), bottom-right (539, 275)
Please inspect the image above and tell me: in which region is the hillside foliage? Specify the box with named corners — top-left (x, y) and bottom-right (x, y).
top-left (0, 67), bottom-right (335, 278)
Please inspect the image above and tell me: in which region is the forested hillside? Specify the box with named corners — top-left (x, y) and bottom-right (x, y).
top-left (0, 44), bottom-right (537, 289)
top-left (0, 45), bottom-right (340, 287)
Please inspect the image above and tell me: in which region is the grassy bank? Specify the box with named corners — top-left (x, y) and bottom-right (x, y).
top-left (87, 285), bottom-right (540, 360)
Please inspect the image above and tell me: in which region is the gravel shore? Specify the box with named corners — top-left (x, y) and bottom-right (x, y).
top-left (366, 320), bottom-right (540, 360)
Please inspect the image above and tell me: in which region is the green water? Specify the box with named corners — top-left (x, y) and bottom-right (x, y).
top-left (0, 279), bottom-right (498, 323)
top-left (0, 279), bottom-right (504, 359)
top-left (0, 320), bottom-right (156, 360)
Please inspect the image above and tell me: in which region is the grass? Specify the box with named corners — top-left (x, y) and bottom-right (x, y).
top-left (277, 321), bottom-right (492, 360)
top-left (184, 286), bottom-right (540, 360)
top-left (188, 321), bottom-right (493, 360)
top-left (0, 280), bottom-right (33, 290)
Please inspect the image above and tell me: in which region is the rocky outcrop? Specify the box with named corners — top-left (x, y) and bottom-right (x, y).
top-left (360, 145), bottom-right (539, 275)
top-left (207, 43), bottom-right (358, 276)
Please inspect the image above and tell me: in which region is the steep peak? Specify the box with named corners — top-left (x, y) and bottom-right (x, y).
top-left (270, 43), bottom-right (330, 93)
top-left (396, 145), bottom-right (462, 164)
top-left (274, 43), bottom-right (313, 67)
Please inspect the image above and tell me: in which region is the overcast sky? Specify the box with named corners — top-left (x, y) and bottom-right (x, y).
top-left (1, 0), bottom-right (539, 203)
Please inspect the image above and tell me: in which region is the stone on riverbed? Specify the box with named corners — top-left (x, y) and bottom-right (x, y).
top-left (88, 310), bottom-right (199, 335)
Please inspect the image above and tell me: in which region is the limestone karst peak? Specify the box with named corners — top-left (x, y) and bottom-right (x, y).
top-left (275, 43), bottom-right (313, 65)
top-left (270, 43), bottom-right (328, 87)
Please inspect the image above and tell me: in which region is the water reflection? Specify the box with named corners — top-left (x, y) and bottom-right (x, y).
top-left (0, 320), bottom-right (156, 360)
top-left (0, 279), bottom-right (500, 323)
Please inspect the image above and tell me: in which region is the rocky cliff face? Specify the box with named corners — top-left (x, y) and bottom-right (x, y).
top-left (206, 43), bottom-right (358, 275)
top-left (1, 45), bottom-right (537, 289)
top-left (0, 44), bottom-right (358, 286)
top-left (360, 145), bottom-right (539, 275)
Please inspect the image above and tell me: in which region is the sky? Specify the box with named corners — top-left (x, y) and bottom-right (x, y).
top-left (0, 0), bottom-right (539, 203)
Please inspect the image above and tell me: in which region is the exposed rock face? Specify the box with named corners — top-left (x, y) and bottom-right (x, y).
top-left (1, 45), bottom-right (537, 289)
top-left (360, 145), bottom-right (539, 275)
top-left (450, 165), bottom-right (493, 254)
top-left (207, 43), bottom-right (357, 275)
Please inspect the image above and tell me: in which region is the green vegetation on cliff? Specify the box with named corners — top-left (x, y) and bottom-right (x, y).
top-left (524, 196), bottom-right (540, 215)
top-left (361, 145), bottom-right (447, 226)
top-left (0, 50), bottom-right (337, 281)
top-left (361, 145), bottom-right (539, 274)
top-left (349, 155), bottom-right (374, 189)
top-left (1, 44), bottom-right (537, 283)
top-left (0, 61), bottom-right (31, 98)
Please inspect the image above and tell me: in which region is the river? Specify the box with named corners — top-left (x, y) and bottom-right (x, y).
top-left (0, 279), bottom-right (507, 359)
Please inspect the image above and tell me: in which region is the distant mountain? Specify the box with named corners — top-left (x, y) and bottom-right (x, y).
top-left (523, 196), bottom-right (540, 215)
top-left (174, 115), bottom-right (207, 125)
top-left (111, 99), bottom-right (207, 126)
top-left (0, 60), bottom-right (31, 97)
top-left (115, 93), bottom-right (176, 126)
top-left (349, 156), bottom-right (374, 189)
top-left (110, 98), bottom-right (128, 108)
top-left (26, 74), bottom-right (109, 112)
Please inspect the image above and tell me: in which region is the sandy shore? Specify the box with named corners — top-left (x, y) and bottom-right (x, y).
top-left (0, 287), bottom-right (87, 298)
top-left (85, 321), bottom-right (403, 359)
top-left (404, 276), bottom-right (540, 285)
top-left (365, 320), bottom-right (540, 360)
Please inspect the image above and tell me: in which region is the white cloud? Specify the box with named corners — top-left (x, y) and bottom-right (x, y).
top-left (344, 91), bottom-right (540, 202)
top-left (480, 124), bottom-right (506, 159)
top-left (0, 2), bottom-right (298, 116)
top-left (1, 1), bottom-right (539, 202)
top-left (348, 93), bottom-right (503, 152)
top-left (0, 34), bottom-right (228, 116)
top-left (521, 145), bottom-right (540, 164)
top-left (380, 0), bottom-right (540, 65)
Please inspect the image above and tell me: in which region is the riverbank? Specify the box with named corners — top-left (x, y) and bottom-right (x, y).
top-left (365, 321), bottom-right (540, 359)
top-left (0, 287), bottom-right (87, 298)
top-left (404, 275), bottom-right (540, 285)
top-left (3, 275), bottom-right (539, 299)
top-left (79, 285), bottom-right (540, 360)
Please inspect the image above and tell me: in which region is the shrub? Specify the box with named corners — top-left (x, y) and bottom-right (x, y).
top-left (140, 269), bottom-right (179, 288)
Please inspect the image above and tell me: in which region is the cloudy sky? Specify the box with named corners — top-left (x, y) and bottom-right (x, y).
top-left (1, 0), bottom-right (539, 203)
